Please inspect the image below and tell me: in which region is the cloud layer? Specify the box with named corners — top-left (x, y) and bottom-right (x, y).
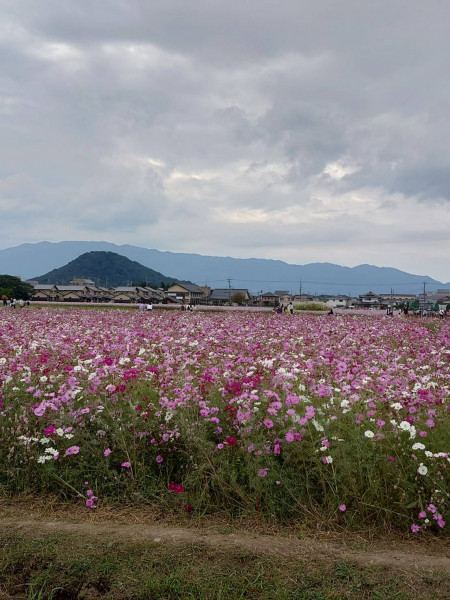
top-left (1, 0), bottom-right (449, 281)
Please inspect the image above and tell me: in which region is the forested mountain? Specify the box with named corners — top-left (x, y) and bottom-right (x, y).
top-left (33, 251), bottom-right (178, 288)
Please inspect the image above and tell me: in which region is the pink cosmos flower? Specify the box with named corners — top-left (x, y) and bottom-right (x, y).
top-left (418, 511), bottom-right (427, 519)
top-left (169, 482), bottom-right (185, 494)
top-left (257, 468), bottom-right (269, 478)
top-left (411, 524), bottom-right (420, 533)
top-left (225, 436), bottom-right (237, 446)
top-left (156, 455), bottom-right (163, 463)
top-left (103, 448), bottom-right (111, 456)
top-left (339, 504), bottom-right (347, 512)
top-left (121, 461), bottom-right (131, 468)
top-left (65, 445), bottom-right (79, 456)
top-left (44, 425), bottom-right (55, 436)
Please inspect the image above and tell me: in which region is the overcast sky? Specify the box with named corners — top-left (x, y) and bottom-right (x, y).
top-left (1, 1), bottom-right (449, 281)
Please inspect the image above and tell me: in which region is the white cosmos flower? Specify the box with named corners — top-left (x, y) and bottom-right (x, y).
top-left (417, 464), bottom-right (428, 475)
top-left (364, 430), bottom-right (375, 438)
top-left (412, 443), bottom-right (425, 451)
top-left (312, 420), bottom-right (324, 432)
top-left (45, 447), bottom-right (59, 455)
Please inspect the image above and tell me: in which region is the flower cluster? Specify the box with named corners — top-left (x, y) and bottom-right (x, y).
top-left (0, 308), bottom-right (448, 531)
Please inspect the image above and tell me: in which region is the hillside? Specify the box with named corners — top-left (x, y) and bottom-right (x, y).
top-left (33, 251), bottom-right (178, 288)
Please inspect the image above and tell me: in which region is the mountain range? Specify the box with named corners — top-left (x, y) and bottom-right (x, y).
top-left (0, 241), bottom-right (448, 296)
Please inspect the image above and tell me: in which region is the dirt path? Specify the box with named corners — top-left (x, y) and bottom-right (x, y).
top-left (2, 512), bottom-right (450, 574)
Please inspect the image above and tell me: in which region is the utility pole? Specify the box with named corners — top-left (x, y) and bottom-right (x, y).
top-left (299, 280), bottom-right (302, 301)
top-left (227, 277), bottom-right (232, 306)
top-left (422, 281), bottom-right (427, 308)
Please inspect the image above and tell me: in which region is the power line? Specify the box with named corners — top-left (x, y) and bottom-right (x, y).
top-left (193, 277), bottom-right (439, 287)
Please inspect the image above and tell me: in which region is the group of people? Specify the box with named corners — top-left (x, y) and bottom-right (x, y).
top-left (274, 302), bottom-right (294, 314)
top-left (2, 297), bottom-right (30, 308)
top-left (138, 302), bottom-right (153, 311)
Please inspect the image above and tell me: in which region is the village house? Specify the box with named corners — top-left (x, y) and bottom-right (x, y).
top-left (69, 278), bottom-right (96, 286)
top-left (54, 286), bottom-right (86, 302)
top-left (325, 295), bottom-right (354, 309)
top-left (167, 283), bottom-right (208, 305)
top-left (208, 288), bottom-right (251, 305)
top-left (354, 291), bottom-right (382, 309)
top-left (111, 286), bottom-right (165, 304)
top-left (257, 291), bottom-right (279, 306)
top-left (31, 284), bottom-right (57, 302)
top-left (31, 284), bottom-right (87, 302)
top-left (378, 293), bottom-right (417, 308)
top-left (291, 294), bottom-right (315, 303)
top-left (273, 290), bottom-right (293, 306)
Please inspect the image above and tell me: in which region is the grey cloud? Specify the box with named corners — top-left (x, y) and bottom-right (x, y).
top-left (1, 1), bottom-right (450, 280)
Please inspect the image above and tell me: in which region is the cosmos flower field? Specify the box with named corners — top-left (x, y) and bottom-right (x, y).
top-left (1, 307), bottom-right (448, 533)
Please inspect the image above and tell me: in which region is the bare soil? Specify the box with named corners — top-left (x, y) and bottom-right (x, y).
top-left (1, 500), bottom-right (449, 575)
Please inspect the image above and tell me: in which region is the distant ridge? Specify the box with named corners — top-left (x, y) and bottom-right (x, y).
top-left (34, 251), bottom-right (178, 288)
top-left (1, 241), bottom-right (448, 295)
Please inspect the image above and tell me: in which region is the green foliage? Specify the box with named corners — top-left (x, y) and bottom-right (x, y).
top-left (293, 302), bottom-right (328, 311)
top-left (0, 274), bottom-right (34, 300)
top-left (231, 292), bottom-right (246, 305)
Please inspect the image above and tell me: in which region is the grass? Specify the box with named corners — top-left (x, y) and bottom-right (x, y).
top-left (0, 526), bottom-right (448, 600)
